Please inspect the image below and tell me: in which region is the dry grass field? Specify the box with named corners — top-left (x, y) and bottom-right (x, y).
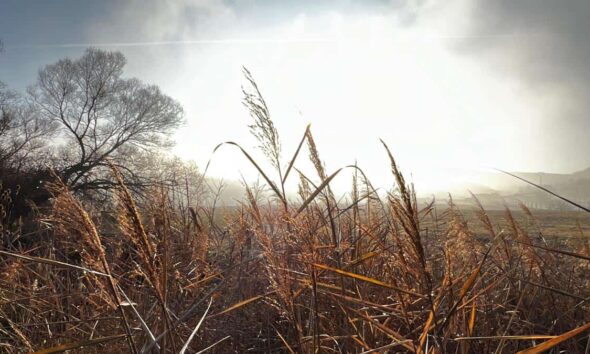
top-left (2, 148), bottom-right (590, 354)
top-left (456, 209), bottom-right (590, 241)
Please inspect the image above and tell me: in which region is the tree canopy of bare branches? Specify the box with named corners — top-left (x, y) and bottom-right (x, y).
top-left (0, 82), bottom-right (52, 172)
top-left (28, 48), bottom-right (184, 192)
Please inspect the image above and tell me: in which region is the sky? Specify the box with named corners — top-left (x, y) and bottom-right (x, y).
top-left (1, 0), bottom-right (589, 196)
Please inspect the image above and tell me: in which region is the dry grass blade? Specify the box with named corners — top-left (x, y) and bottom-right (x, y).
top-left (142, 283), bottom-right (226, 354)
top-left (455, 335), bottom-right (557, 341)
top-left (179, 297), bottom-right (213, 354)
top-left (517, 279), bottom-right (586, 301)
top-left (517, 241), bottom-right (590, 261)
top-left (210, 141), bottom-right (285, 204)
top-left (360, 340), bottom-right (414, 354)
top-left (335, 191), bottom-right (371, 218)
top-left (0, 249), bottom-right (109, 277)
top-left (468, 301), bottom-right (477, 336)
top-left (312, 263), bottom-right (426, 298)
top-left (517, 322), bottom-right (590, 354)
top-left (275, 328), bottom-right (296, 354)
top-left (212, 293), bottom-right (268, 317)
top-left (31, 334), bottom-right (128, 354)
top-left (117, 286), bottom-right (160, 352)
top-left (296, 168), bottom-right (343, 215)
top-left (322, 290), bottom-right (399, 313)
top-left (195, 335), bottom-right (231, 354)
top-left (349, 306), bottom-right (416, 352)
top-left (345, 251), bottom-right (379, 269)
top-left (282, 123), bottom-right (310, 184)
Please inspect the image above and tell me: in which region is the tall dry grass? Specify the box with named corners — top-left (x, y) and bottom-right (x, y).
top-left (1, 71), bottom-right (590, 353)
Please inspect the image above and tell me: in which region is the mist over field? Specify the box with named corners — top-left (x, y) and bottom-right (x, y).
top-left (1, 1), bottom-right (590, 353)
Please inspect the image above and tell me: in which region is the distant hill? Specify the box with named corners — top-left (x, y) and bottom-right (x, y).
top-left (211, 167), bottom-right (590, 209)
top-left (474, 167), bottom-right (590, 192)
top-left (466, 166), bottom-right (590, 210)
top-left (572, 167), bottom-right (590, 179)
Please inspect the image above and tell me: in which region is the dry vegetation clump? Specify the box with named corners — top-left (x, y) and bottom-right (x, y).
top-left (2, 72), bottom-right (590, 353)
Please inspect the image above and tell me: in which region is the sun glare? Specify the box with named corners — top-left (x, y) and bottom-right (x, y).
top-left (171, 12), bottom-right (534, 196)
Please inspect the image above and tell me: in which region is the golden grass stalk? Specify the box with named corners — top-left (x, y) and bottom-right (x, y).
top-left (47, 175), bottom-right (138, 353)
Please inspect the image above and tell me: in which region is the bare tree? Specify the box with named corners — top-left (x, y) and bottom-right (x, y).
top-left (0, 82), bottom-right (52, 172)
top-left (28, 48), bottom-right (184, 192)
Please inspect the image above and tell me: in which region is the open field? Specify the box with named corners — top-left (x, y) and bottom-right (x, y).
top-left (457, 208), bottom-right (590, 241)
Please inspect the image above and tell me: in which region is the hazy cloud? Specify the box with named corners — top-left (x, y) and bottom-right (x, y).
top-left (461, 1), bottom-right (590, 87)
top-left (456, 0), bottom-right (590, 171)
top-left (85, 0), bottom-right (236, 43)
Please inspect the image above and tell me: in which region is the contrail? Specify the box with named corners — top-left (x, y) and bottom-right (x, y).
top-left (6, 33), bottom-right (533, 49)
top-left (7, 38), bottom-right (335, 49)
